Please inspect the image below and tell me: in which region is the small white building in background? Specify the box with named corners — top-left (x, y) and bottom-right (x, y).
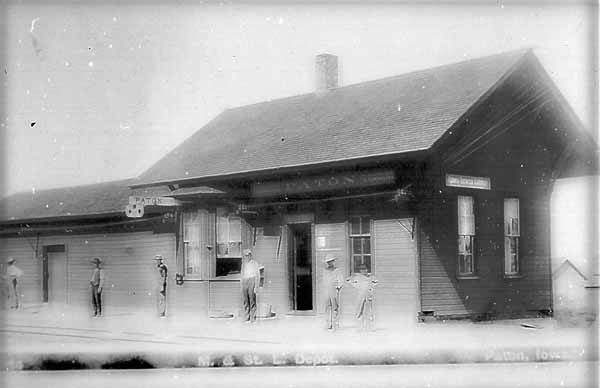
top-left (552, 259), bottom-right (598, 320)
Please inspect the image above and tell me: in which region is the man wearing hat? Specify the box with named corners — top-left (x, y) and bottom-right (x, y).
top-left (241, 249), bottom-right (260, 323)
top-left (323, 254), bottom-right (344, 330)
top-left (6, 257), bottom-right (24, 309)
top-left (89, 257), bottom-right (105, 316)
top-left (154, 255), bottom-right (168, 317)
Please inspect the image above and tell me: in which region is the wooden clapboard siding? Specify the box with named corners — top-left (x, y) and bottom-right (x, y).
top-left (252, 227), bottom-right (287, 314)
top-left (0, 237), bottom-right (43, 304)
top-left (171, 281), bottom-right (208, 316)
top-left (40, 232), bottom-right (176, 311)
top-left (373, 219), bottom-right (418, 321)
top-left (419, 189), bottom-right (553, 317)
top-left (314, 222), bottom-right (347, 314)
top-left (209, 281), bottom-right (240, 315)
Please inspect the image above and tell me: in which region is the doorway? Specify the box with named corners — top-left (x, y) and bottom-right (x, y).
top-left (42, 245), bottom-right (66, 304)
top-left (288, 223), bottom-right (313, 311)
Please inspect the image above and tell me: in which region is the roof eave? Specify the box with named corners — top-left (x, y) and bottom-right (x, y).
top-left (0, 210), bottom-right (127, 226)
top-left (131, 148), bottom-right (431, 189)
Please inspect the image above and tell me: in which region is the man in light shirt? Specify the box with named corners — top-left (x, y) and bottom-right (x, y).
top-left (6, 257), bottom-right (24, 309)
top-left (323, 254), bottom-right (344, 331)
top-left (89, 257), bottom-right (105, 317)
top-left (241, 249), bottom-right (260, 323)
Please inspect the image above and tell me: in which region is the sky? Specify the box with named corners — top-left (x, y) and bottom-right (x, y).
top-left (0, 2), bottom-right (598, 267)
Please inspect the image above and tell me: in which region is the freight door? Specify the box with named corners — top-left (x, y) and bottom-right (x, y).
top-left (43, 245), bottom-right (67, 304)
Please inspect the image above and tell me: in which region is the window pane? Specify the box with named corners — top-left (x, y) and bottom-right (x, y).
top-left (363, 238), bottom-right (371, 254)
top-left (217, 216), bottom-right (228, 243)
top-left (505, 236), bottom-right (519, 275)
top-left (458, 196), bottom-right (474, 216)
top-left (465, 255), bottom-right (473, 273)
top-left (363, 255), bottom-right (371, 273)
top-left (504, 198), bottom-right (520, 237)
top-left (217, 242), bottom-right (228, 256)
top-left (228, 241), bottom-right (242, 257)
top-left (352, 238), bottom-right (362, 254)
top-left (351, 217), bottom-right (361, 235)
top-left (458, 236), bottom-right (466, 254)
top-left (229, 217), bottom-right (242, 242)
top-left (362, 218), bottom-right (370, 235)
top-left (184, 243), bottom-right (192, 274)
top-left (465, 236), bottom-right (473, 254)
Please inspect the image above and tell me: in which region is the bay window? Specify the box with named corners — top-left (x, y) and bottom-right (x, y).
top-left (215, 207), bottom-right (242, 277)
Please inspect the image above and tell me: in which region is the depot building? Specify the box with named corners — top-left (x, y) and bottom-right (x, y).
top-left (1, 50), bottom-right (596, 322)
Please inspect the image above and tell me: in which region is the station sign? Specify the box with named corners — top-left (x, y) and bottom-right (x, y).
top-left (252, 169), bottom-right (395, 197)
top-left (445, 174), bottom-right (491, 190)
top-left (125, 196), bottom-right (182, 218)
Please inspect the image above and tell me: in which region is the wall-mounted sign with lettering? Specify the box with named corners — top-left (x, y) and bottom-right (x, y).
top-left (252, 169), bottom-right (395, 197)
top-left (445, 174), bottom-right (491, 190)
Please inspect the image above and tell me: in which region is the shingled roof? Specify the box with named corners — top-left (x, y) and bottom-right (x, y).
top-left (0, 180), bottom-right (172, 223)
top-left (135, 49), bottom-right (531, 187)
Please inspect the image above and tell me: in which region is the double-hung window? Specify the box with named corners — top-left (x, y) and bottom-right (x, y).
top-left (183, 211), bottom-right (203, 279)
top-left (350, 216), bottom-right (372, 274)
top-left (457, 196), bottom-right (476, 276)
top-left (504, 198), bottom-right (520, 276)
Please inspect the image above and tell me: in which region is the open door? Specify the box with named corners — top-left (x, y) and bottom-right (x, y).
top-left (288, 223), bottom-right (313, 311)
top-left (42, 245), bottom-right (66, 304)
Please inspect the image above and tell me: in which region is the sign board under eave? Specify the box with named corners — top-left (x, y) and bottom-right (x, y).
top-left (445, 174), bottom-right (491, 190)
top-left (125, 196), bottom-right (182, 218)
top-left (252, 169), bottom-right (396, 197)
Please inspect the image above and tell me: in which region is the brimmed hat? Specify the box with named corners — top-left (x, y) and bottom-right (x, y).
top-left (243, 249), bottom-right (252, 257)
top-left (7, 257), bottom-right (16, 264)
top-left (91, 257), bottom-right (102, 264)
top-left (324, 254), bottom-right (336, 263)
top-left (153, 255), bottom-right (163, 261)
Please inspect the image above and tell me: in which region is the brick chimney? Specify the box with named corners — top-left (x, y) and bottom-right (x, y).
top-left (315, 54), bottom-right (338, 93)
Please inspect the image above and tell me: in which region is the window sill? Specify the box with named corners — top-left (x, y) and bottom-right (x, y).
top-left (504, 274), bottom-right (525, 279)
top-left (456, 275), bottom-right (480, 280)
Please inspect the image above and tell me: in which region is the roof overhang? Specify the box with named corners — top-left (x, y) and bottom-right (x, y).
top-left (130, 148), bottom-right (429, 189)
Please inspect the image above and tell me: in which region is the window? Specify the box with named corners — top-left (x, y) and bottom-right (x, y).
top-left (215, 207), bottom-right (242, 277)
top-left (183, 211), bottom-right (202, 278)
top-left (457, 196), bottom-right (476, 276)
top-left (504, 198), bottom-right (520, 276)
top-left (350, 216), bottom-right (372, 274)
top-left (182, 210), bottom-right (212, 279)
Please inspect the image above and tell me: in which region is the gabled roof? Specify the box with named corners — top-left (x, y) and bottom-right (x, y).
top-left (0, 180), bottom-right (172, 223)
top-left (135, 49), bottom-right (531, 187)
top-left (553, 259), bottom-right (588, 280)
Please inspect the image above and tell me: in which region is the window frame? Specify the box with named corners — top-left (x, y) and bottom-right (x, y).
top-left (456, 195), bottom-right (477, 278)
top-left (214, 207), bottom-right (243, 279)
top-left (348, 215), bottom-right (373, 275)
top-left (182, 210), bottom-right (205, 280)
top-left (503, 197), bottom-right (521, 277)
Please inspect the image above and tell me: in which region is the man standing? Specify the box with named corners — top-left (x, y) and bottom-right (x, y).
top-left (6, 257), bottom-right (24, 309)
top-left (154, 255), bottom-right (168, 317)
top-left (347, 271), bottom-right (378, 331)
top-left (241, 249), bottom-right (260, 323)
top-left (89, 257), bottom-right (105, 317)
top-left (323, 254), bottom-right (344, 331)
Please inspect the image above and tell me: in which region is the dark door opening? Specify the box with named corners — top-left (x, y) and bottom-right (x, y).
top-left (42, 245), bottom-right (66, 303)
top-left (288, 223), bottom-right (313, 311)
